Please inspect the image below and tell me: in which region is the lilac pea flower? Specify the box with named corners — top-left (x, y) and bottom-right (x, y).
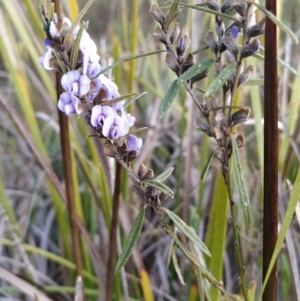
top-left (91, 105), bottom-right (115, 128)
top-left (39, 47), bottom-right (55, 70)
top-left (120, 109), bottom-right (135, 128)
top-left (58, 92), bottom-right (80, 115)
top-left (99, 74), bottom-right (120, 100)
top-left (230, 26), bottom-right (239, 39)
top-left (86, 62), bottom-right (101, 78)
top-left (61, 70), bottom-right (90, 97)
top-left (87, 78), bottom-right (102, 101)
top-left (102, 114), bottom-right (129, 139)
top-left (127, 134), bottom-right (143, 155)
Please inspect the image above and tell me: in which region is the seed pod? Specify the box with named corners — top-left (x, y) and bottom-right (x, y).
top-left (238, 64), bottom-right (255, 86)
top-left (150, 4), bottom-right (166, 26)
top-left (215, 21), bottom-right (225, 41)
top-left (234, 2), bottom-right (247, 17)
top-left (176, 33), bottom-right (191, 56)
top-left (215, 147), bottom-right (226, 164)
top-left (241, 39), bottom-right (260, 58)
top-left (165, 53), bottom-right (180, 74)
top-left (221, 0), bottom-right (234, 13)
top-left (191, 69), bottom-right (209, 85)
top-left (231, 107), bottom-right (251, 126)
top-left (236, 134), bottom-right (245, 148)
top-left (153, 25), bottom-right (167, 44)
top-left (169, 22), bottom-right (180, 44)
top-left (182, 53), bottom-right (194, 73)
top-left (195, 116), bottom-right (214, 137)
top-left (142, 169), bottom-right (154, 180)
top-left (204, 30), bottom-right (219, 55)
top-left (249, 18), bottom-right (266, 38)
top-left (138, 164), bottom-right (148, 180)
top-left (214, 127), bottom-right (224, 143)
top-left (215, 110), bottom-right (227, 127)
top-left (103, 142), bottom-right (117, 158)
top-left (209, 96), bottom-right (219, 115)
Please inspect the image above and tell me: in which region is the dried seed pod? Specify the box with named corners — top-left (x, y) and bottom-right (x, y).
top-left (150, 3), bottom-right (166, 26)
top-left (221, 0), bottom-right (234, 13)
top-left (241, 39), bottom-right (260, 58)
top-left (249, 18), bottom-right (266, 38)
top-left (206, 0), bottom-right (219, 11)
top-left (169, 22), bottom-right (180, 44)
top-left (165, 53), bottom-right (180, 74)
top-left (103, 142), bottom-right (117, 158)
top-left (176, 33), bottom-right (191, 56)
top-left (204, 30), bottom-right (219, 55)
top-left (182, 53), bottom-right (194, 73)
top-left (195, 116), bottom-right (214, 137)
top-left (153, 25), bottom-right (167, 44)
top-left (191, 69), bottom-right (209, 85)
top-left (231, 107), bottom-right (251, 126)
top-left (138, 164), bottom-right (148, 180)
top-left (238, 64), bottom-right (255, 86)
top-left (209, 96), bottom-right (219, 115)
top-left (234, 2), bottom-right (247, 17)
top-left (215, 110), bottom-right (227, 127)
top-left (215, 147), bottom-right (226, 164)
top-left (236, 134), bottom-right (245, 148)
top-left (221, 31), bottom-right (239, 59)
top-left (215, 21), bottom-right (225, 40)
top-left (214, 127), bottom-right (224, 143)
top-left (142, 169), bottom-right (154, 180)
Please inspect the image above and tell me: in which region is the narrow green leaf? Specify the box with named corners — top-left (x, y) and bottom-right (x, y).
top-left (257, 169), bottom-right (300, 301)
top-left (154, 167), bottom-right (174, 182)
top-left (232, 136), bottom-right (251, 228)
top-left (97, 53), bottom-right (139, 77)
top-left (250, 1), bottom-right (298, 44)
top-left (201, 150), bottom-right (215, 181)
top-left (123, 92), bottom-right (147, 109)
top-left (159, 79), bottom-right (180, 117)
top-left (248, 281), bottom-right (256, 301)
top-left (124, 49), bottom-right (166, 61)
top-left (141, 179), bottom-right (174, 198)
top-left (178, 58), bottom-right (214, 83)
top-left (204, 63), bottom-right (236, 97)
top-left (115, 207), bottom-right (146, 274)
top-left (70, 21), bottom-right (85, 70)
top-left (171, 247), bottom-right (185, 285)
top-left (195, 264), bottom-right (205, 301)
top-left (52, 49), bottom-right (68, 74)
top-left (240, 78), bottom-right (264, 87)
top-left (101, 93), bottom-right (138, 107)
top-left (166, 229), bottom-right (201, 268)
top-left (163, 208), bottom-right (211, 256)
top-left (165, 0), bottom-right (180, 30)
top-left (64, 0), bottom-right (95, 44)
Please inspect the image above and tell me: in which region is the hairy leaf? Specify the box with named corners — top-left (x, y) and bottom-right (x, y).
top-left (70, 21), bottom-right (85, 70)
top-left (163, 208), bottom-right (211, 256)
top-left (154, 167), bottom-right (174, 182)
top-left (142, 179), bottom-right (174, 198)
top-left (159, 79), bottom-right (180, 117)
top-left (115, 207), bottom-right (145, 274)
top-left (172, 247), bottom-right (185, 284)
top-left (232, 136), bottom-right (251, 228)
top-left (205, 63), bottom-right (236, 97)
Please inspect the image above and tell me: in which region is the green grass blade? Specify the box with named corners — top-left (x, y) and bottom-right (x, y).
top-left (70, 21), bottom-right (85, 70)
top-left (204, 63), bottom-right (236, 97)
top-left (171, 247), bottom-right (185, 285)
top-left (257, 168), bottom-right (300, 301)
top-left (159, 79), bottom-right (180, 117)
top-left (165, 0), bottom-right (180, 30)
top-left (201, 150), bottom-right (215, 182)
top-left (240, 78), bottom-right (264, 86)
top-left (232, 136), bottom-right (251, 228)
top-left (115, 207), bottom-right (146, 274)
top-left (163, 208), bottom-right (211, 256)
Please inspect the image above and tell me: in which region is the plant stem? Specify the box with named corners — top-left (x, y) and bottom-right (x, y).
top-left (263, 0), bottom-right (278, 300)
top-left (105, 162), bottom-right (122, 301)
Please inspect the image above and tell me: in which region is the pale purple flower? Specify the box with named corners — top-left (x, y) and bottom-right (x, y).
top-left (39, 46), bottom-right (55, 70)
top-left (58, 92), bottom-right (80, 115)
top-left (120, 109), bottom-right (135, 128)
top-left (49, 20), bottom-right (59, 38)
top-left (86, 62), bottom-right (101, 78)
top-left (91, 105), bottom-right (115, 128)
top-left (127, 134), bottom-right (143, 155)
top-left (102, 114), bottom-right (129, 139)
top-left (87, 78), bottom-right (102, 101)
top-left (61, 70), bottom-right (90, 97)
top-left (99, 74), bottom-right (120, 100)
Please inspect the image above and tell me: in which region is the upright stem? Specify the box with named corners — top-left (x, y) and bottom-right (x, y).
top-left (105, 162), bottom-right (122, 301)
top-left (52, 0), bottom-right (83, 287)
top-left (263, 0), bottom-right (278, 300)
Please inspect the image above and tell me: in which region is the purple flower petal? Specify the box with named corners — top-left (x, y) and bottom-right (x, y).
top-left (102, 115), bottom-right (128, 139)
top-left (230, 26), bottom-right (239, 39)
top-left (120, 109), bottom-right (135, 127)
top-left (91, 105), bottom-right (115, 128)
top-left (58, 92), bottom-right (77, 115)
top-left (61, 70), bottom-right (81, 92)
top-left (78, 75), bottom-right (91, 96)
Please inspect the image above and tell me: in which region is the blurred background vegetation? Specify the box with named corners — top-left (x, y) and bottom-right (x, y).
top-left (0, 0), bottom-right (300, 300)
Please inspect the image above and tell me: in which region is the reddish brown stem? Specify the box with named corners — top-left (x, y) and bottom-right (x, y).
top-left (263, 0), bottom-right (278, 300)
top-left (105, 162), bottom-right (122, 301)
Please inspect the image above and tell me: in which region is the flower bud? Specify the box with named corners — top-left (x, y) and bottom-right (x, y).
top-left (150, 4), bottom-right (166, 26)
top-left (204, 30), bottom-right (218, 55)
top-left (215, 147), bottom-right (226, 164)
top-left (241, 39), bottom-right (260, 58)
top-left (195, 116), bottom-right (214, 137)
top-left (215, 110), bottom-right (227, 127)
top-left (169, 22), bottom-right (180, 44)
top-left (234, 2), bottom-right (247, 17)
top-left (221, 31), bottom-right (239, 59)
top-left (138, 164), bottom-right (148, 180)
top-left (205, 0), bottom-right (219, 11)
top-left (238, 64), bottom-right (255, 86)
top-left (221, 0), bottom-right (234, 14)
top-left (153, 25), bottom-right (167, 45)
top-left (165, 53), bottom-right (180, 74)
top-left (176, 33), bottom-right (191, 56)
top-left (182, 53), bottom-right (194, 73)
top-left (231, 107), bottom-right (251, 126)
top-left (191, 69), bottom-right (209, 85)
top-left (214, 21), bottom-right (225, 41)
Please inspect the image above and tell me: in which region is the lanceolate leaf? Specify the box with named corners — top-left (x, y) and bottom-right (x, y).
top-left (205, 63), bottom-right (236, 97)
top-left (64, 0), bottom-right (95, 44)
top-left (142, 179), bottom-right (174, 198)
top-left (70, 21), bottom-right (85, 70)
top-left (232, 137), bottom-right (251, 228)
top-left (163, 208), bottom-right (211, 256)
top-left (240, 78), bottom-right (264, 87)
top-left (154, 167), bottom-right (174, 182)
top-left (251, 1), bottom-right (299, 44)
top-left (171, 247), bottom-right (185, 285)
top-left (201, 150), bottom-right (215, 181)
top-left (159, 79), bottom-right (180, 117)
top-left (165, 0), bottom-right (180, 30)
top-left (178, 58), bottom-right (214, 83)
top-left (101, 93), bottom-right (138, 107)
top-left (115, 207), bottom-right (146, 274)
top-left (124, 92), bottom-right (147, 109)
top-left (257, 169), bottom-right (300, 301)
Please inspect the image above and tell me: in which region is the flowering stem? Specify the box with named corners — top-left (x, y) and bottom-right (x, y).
top-left (105, 162), bottom-right (122, 301)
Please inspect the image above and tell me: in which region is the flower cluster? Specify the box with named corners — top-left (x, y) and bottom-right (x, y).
top-left (39, 9), bottom-right (142, 158)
